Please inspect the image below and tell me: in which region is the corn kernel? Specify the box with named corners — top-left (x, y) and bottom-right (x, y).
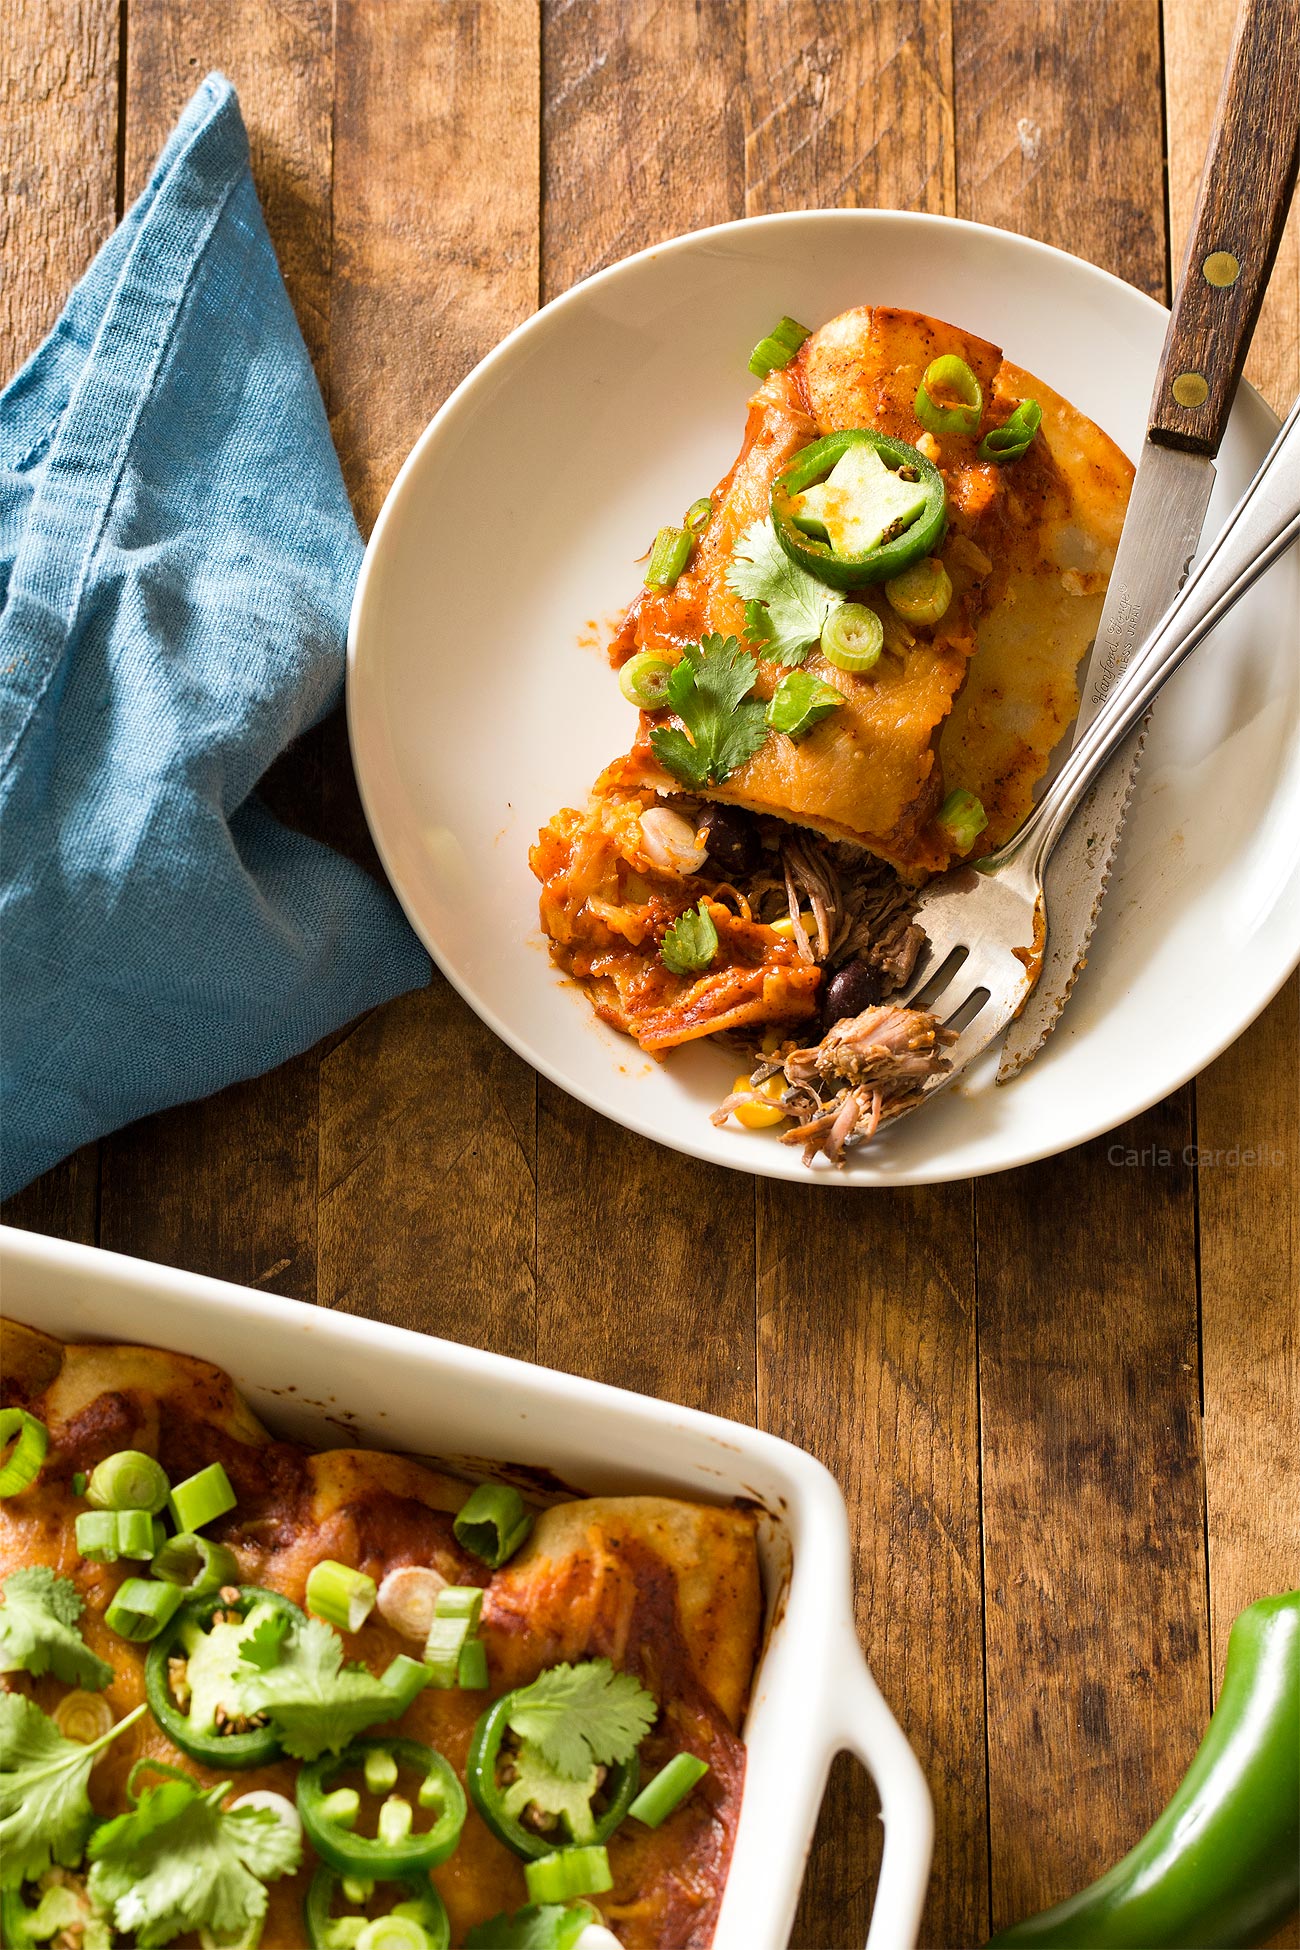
top-left (771, 910), bottom-right (817, 940)
top-left (731, 1074), bottom-right (786, 1130)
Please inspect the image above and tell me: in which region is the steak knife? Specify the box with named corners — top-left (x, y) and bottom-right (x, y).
top-left (998, 0), bottom-right (1300, 1079)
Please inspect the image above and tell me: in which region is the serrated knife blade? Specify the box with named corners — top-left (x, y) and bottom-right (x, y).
top-left (996, 446), bottom-right (1215, 1078)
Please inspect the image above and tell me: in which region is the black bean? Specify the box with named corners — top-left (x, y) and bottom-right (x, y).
top-left (697, 804), bottom-right (759, 877)
top-left (822, 959), bottom-right (883, 1028)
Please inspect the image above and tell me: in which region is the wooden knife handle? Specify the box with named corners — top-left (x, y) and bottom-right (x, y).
top-left (1150, 0), bottom-right (1300, 456)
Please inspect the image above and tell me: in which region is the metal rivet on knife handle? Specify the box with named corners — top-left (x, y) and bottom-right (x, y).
top-left (1202, 250), bottom-right (1241, 287)
top-left (1172, 371), bottom-right (1210, 409)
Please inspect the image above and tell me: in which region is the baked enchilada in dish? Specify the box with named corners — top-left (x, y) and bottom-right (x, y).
top-left (531, 304), bottom-right (1132, 1163)
top-left (0, 1321), bottom-right (761, 1949)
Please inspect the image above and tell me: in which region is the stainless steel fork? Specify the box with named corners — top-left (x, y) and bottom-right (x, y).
top-left (893, 393), bottom-right (1300, 1109)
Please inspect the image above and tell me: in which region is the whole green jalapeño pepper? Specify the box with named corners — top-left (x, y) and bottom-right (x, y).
top-left (297, 1736), bottom-right (466, 1879)
top-left (144, 1583), bottom-right (303, 1769)
top-left (988, 1589), bottom-right (1300, 1948)
top-left (466, 1692), bottom-right (640, 1860)
top-left (771, 429), bottom-right (947, 589)
top-left (304, 1864), bottom-right (450, 1950)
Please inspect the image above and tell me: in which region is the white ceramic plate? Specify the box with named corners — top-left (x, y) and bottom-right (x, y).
top-left (348, 210), bottom-right (1300, 1187)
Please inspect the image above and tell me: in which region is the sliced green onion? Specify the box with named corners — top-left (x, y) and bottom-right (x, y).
top-left (72, 1471), bottom-right (88, 1497)
top-left (820, 603), bottom-right (883, 674)
top-left (54, 1689), bottom-right (115, 1746)
top-left (453, 1484), bottom-right (532, 1569)
top-left (152, 1516), bottom-right (168, 1554)
top-left (748, 314), bottom-right (811, 380)
top-left (628, 1751), bottom-right (710, 1827)
top-left (363, 1746), bottom-right (398, 1794)
top-left (435, 1585), bottom-right (484, 1628)
top-left (86, 1448), bottom-right (170, 1514)
top-left (307, 1559), bottom-right (377, 1633)
top-left (321, 1787), bottom-right (361, 1829)
top-left (378, 1795), bottom-right (414, 1847)
top-left (524, 1844), bottom-right (614, 1903)
top-left (767, 670), bottom-right (843, 739)
top-left (915, 354), bottom-right (983, 437)
top-left (105, 1576), bottom-right (185, 1642)
top-left (356, 1920), bottom-right (429, 1950)
top-left (75, 1510), bottom-right (121, 1560)
top-left (979, 398), bottom-right (1042, 463)
top-left (0, 1409), bottom-right (48, 1497)
top-left (619, 650), bottom-right (675, 709)
top-left (167, 1461), bottom-right (236, 1533)
top-left (76, 1507), bottom-right (154, 1561)
top-left (645, 525), bottom-right (693, 590)
top-left (424, 1613), bottom-right (471, 1687)
top-left (885, 555), bottom-right (952, 627)
top-left (684, 496), bottom-right (714, 533)
top-left (937, 787), bottom-right (989, 853)
top-left (152, 1530), bottom-right (239, 1595)
top-left (457, 1639), bottom-right (489, 1690)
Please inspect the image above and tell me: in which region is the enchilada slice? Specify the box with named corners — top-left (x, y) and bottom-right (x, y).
top-left (0, 1322), bottom-right (761, 1948)
top-left (530, 303), bottom-right (1131, 1157)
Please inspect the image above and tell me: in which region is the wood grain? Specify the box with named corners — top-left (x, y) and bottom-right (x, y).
top-left (0, 0), bottom-right (121, 369)
top-left (977, 1101), bottom-right (1207, 1927)
top-left (953, 0), bottom-right (1165, 289)
top-left (1166, 0), bottom-right (1300, 421)
top-left (317, 0), bottom-right (540, 1351)
top-left (536, 0), bottom-right (758, 1421)
top-left (956, 1), bottom-right (1213, 1931)
top-left (1149, 0), bottom-right (1300, 453)
top-left (745, 0), bottom-right (954, 216)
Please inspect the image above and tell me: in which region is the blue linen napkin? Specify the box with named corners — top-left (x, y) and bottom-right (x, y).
top-left (0, 75), bottom-right (430, 1197)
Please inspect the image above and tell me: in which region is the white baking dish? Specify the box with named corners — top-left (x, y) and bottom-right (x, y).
top-left (0, 1223), bottom-right (932, 1949)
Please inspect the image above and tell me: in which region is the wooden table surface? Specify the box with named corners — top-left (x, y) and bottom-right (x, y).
top-left (4, 3), bottom-right (1298, 1944)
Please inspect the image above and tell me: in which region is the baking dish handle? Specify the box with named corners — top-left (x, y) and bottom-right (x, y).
top-left (834, 1645), bottom-right (934, 1950)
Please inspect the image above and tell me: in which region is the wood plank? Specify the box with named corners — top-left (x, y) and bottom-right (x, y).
top-left (0, 0), bottom-right (120, 1242)
top-left (743, 6), bottom-right (986, 1943)
top-left (93, 0), bottom-right (336, 1299)
top-left (955, 1), bottom-right (1211, 1930)
top-left (745, 0), bottom-right (954, 216)
top-left (1166, 10), bottom-right (1300, 1824)
top-left (0, 0), bottom-right (121, 369)
top-left (535, 0), bottom-right (758, 1418)
top-left (317, 0), bottom-right (540, 1350)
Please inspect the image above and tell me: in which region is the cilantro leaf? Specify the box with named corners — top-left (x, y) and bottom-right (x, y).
top-left (238, 1605), bottom-right (291, 1671)
top-left (0, 1567), bottom-right (114, 1690)
top-left (223, 1615), bottom-right (426, 1761)
top-left (502, 1739), bottom-right (602, 1843)
top-left (0, 1694), bottom-right (144, 1889)
top-left (647, 634), bottom-right (768, 788)
top-left (505, 1659), bottom-right (657, 1781)
top-left (465, 1903), bottom-right (598, 1950)
top-left (726, 517), bottom-right (844, 666)
top-left (661, 902), bottom-right (719, 976)
top-left (87, 1774), bottom-right (300, 1948)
